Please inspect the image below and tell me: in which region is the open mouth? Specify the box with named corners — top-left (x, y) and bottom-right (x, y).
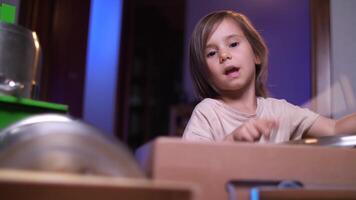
top-left (224, 66), bottom-right (240, 76)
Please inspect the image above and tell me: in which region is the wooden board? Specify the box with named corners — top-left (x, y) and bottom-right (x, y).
top-left (136, 137), bottom-right (356, 200)
top-left (0, 169), bottom-right (197, 200)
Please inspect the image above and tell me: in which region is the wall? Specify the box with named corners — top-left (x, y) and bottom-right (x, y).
top-left (330, 0), bottom-right (356, 118)
top-left (183, 0), bottom-right (311, 106)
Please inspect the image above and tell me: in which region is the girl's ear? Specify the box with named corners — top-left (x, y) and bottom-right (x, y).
top-left (254, 56), bottom-right (261, 65)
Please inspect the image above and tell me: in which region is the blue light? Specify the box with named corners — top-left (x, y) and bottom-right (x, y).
top-left (250, 187), bottom-right (260, 200)
top-left (83, 0), bottom-right (123, 135)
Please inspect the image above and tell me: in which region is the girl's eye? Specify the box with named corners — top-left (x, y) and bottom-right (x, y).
top-left (230, 42), bottom-right (239, 47)
top-left (206, 51), bottom-right (216, 58)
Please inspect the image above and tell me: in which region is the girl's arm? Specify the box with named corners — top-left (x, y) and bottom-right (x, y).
top-left (306, 113), bottom-right (356, 137)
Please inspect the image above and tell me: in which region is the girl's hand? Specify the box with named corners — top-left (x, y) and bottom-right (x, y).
top-left (224, 119), bottom-right (278, 142)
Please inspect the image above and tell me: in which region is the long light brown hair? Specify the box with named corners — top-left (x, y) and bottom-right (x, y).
top-left (189, 10), bottom-right (269, 99)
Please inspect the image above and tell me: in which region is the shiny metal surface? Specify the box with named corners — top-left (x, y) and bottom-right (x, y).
top-left (0, 114), bottom-right (145, 178)
top-left (0, 22), bottom-right (41, 98)
top-left (286, 134), bottom-right (356, 148)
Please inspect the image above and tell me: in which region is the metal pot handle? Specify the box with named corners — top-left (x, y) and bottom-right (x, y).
top-left (0, 74), bottom-right (24, 95)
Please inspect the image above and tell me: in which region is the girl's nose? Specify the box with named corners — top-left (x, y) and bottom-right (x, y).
top-left (219, 52), bottom-right (232, 63)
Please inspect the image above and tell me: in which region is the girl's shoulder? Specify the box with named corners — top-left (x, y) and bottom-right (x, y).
top-left (258, 97), bottom-right (315, 114)
top-left (257, 97), bottom-right (295, 113)
top-left (258, 97), bottom-right (290, 105)
top-left (188, 98), bottom-right (223, 121)
top-left (194, 98), bottom-right (221, 110)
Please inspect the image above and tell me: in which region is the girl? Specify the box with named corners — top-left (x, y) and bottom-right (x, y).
top-left (183, 10), bottom-right (356, 143)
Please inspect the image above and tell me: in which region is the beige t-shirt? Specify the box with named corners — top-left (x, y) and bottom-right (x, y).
top-left (182, 97), bottom-right (320, 143)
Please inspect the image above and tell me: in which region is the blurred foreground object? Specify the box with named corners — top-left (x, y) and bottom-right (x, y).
top-left (304, 74), bottom-right (356, 118)
top-left (0, 115), bottom-right (197, 200)
top-left (0, 114), bottom-right (144, 178)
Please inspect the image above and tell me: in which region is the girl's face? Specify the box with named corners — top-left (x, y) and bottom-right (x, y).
top-left (205, 18), bottom-right (260, 96)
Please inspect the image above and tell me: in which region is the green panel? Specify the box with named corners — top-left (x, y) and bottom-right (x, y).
top-left (0, 95), bottom-right (68, 112)
top-left (0, 95), bottom-right (69, 130)
top-left (0, 111), bottom-right (30, 129)
top-left (0, 3), bottom-right (16, 24)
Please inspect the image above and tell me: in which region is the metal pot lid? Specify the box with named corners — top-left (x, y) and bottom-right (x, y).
top-left (0, 114), bottom-right (145, 178)
top-left (285, 134), bottom-right (356, 148)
